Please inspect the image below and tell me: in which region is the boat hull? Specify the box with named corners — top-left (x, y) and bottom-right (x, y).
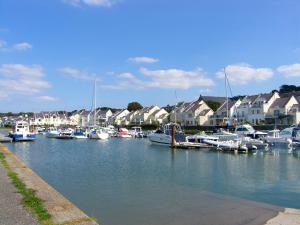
top-left (9, 133), bottom-right (36, 142)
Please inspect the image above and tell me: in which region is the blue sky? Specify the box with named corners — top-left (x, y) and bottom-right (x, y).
top-left (1, 0), bottom-right (300, 112)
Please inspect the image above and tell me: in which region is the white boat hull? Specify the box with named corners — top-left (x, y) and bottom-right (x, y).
top-left (148, 133), bottom-right (172, 146)
top-left (89, 132), bottom-right (109, 140)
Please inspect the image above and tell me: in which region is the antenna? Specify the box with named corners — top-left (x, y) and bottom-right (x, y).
top-left (224, 68), bottom-right (229, 124)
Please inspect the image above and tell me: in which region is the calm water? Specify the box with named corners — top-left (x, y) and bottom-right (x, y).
top-left (4, 136), bottom-right (300, 225)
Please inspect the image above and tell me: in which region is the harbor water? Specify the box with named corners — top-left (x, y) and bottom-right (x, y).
top-left (4, 136), bottom-right (300, 225)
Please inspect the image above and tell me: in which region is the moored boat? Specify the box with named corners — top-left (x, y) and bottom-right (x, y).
top-left (46, 127), bottom-right (60, 138)
top-left (72, 127), bottom-right (87, 139)
top-left (9, 121), bottom-right (36, 142)
top-left (117, 128), bottom-right (132, 138)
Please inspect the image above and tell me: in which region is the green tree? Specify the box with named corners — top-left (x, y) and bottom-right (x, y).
top-left (206, 101), bottom-right (221, 112)
top-left (127, 102), bottom-right (143, 111)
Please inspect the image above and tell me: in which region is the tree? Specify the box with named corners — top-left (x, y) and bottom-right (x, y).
top-left (206, 101), bottom-right (221, 112)
top-left (127, 102), bottom-right (143, 111)
top-left (279, 85), bottom-right (300, 94)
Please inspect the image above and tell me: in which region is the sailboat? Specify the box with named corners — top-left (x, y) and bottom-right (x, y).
top-left (89, 79), bottom-right (109, 140)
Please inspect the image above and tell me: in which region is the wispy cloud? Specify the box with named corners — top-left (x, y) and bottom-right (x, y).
top-left (128, 57), bottom-right (159, 64)
top-left (102, 67), bottom-right (214, 90)
top-left (63, 0), bottom-right (119, 7)
top-left (0, 40), bottom-right (32, 52)
top-left (13, 42), bottom-right (32, 51)
top-left (216, 63), bottom-right (274, 85)
top-left (36, 96), bottom-right (58, 102)
top-left (0, 64), bottom-right (51, 98)
top-left (277, 63), bottom-right (300, 77)
top-left (59, 67), bottom-right (98, 80)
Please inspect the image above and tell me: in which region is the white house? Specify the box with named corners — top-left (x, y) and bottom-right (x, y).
top-left (108, 109), bottom-right (130, 125)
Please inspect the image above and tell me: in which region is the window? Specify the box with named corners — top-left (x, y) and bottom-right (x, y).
top-left (257, 109), bottom-right (260, 114)
top-left (274, 110), bottom-right (280, 117)
top-left (252, 110), bottom-right (255, 114)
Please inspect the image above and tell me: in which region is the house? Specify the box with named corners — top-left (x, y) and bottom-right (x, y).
top-left (108, 109), bottom-right (130, 125)
top-left (97, 109), bottom-right (113, 125)
top-left (121, 110), bottom-right (139, 125)
top-left (80, 110), bottom-right (91, 127)
top-left (266, 95), bottom-right (299, 125)
top-left (209, 99), bottom-right (242, 126)
top-left (131, 106), bottom-right (160, 125)
top-left (146, 108), bottom-right (169, 124)
top-left (235, 92), bottom-right (280, 125)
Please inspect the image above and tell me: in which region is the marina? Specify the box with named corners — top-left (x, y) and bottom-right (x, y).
top-left (2, 133), bottom-right (300, 225)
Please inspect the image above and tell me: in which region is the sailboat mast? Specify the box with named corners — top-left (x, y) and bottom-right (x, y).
top-left (93, 79), bottom-right (97, 127)
top-left (224, 68), bottom-right (229, 125)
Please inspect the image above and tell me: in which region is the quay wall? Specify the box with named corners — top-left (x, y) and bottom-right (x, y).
top-left (0, 144), bottom-right (99, 225)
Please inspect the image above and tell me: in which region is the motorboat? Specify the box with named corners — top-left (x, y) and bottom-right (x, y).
top-left (148, 123), bottom-right (186, 146)
top-left (235, 124), bottom-right (267, 139)
top-left (56, 128), bottom-right (74, 139)
top-left (72, 127), bottom-right (87, 139)
top-left (186, 131), bottom-right (219, 143)
top-left (46, 127), bottom-right (60, 138)
top-left (203, 139), bottom-right (253, 152)
top-left (102, 125), bottom-right (116, 136)
top-left (263, 127), bottom-right (300, 147)
top-left (89, 127), bottom-right (109, 140)
top-left (9, 121), bottom-right (36, 142)
top-left (117, 128), bottom-right (132, 138)
top-left (129, 126), bottom-right (146, 138)
top-left (213, 128), bottom-right (238, 141)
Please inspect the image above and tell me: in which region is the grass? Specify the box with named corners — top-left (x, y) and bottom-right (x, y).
top-left (0, 152), bottom-right (53, 225)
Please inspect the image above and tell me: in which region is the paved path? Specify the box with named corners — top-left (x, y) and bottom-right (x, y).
top-left (0, 163), bottom-right (39, 225)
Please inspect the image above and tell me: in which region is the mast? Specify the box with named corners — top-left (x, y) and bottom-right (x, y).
top-left (174, 90), bottom-right (178, 124)
top-left (224, 68), bottom-right (229, 125)
top-left (93, 79), bottom-right (97, 127)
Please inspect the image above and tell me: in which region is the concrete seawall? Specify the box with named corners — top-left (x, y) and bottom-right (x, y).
top-left (0, 144), bottom-right (99, 225)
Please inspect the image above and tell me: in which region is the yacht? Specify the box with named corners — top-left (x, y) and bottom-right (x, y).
top-left (89, 127), bottom-right (109, 140)
top-left (9, 121), bottom-right (36, 142)
top-left (186, 131), bottom-right (219, 143)
top-left (264, 127), bottom-right (300, 146)
top-left (235, 124), bottom-right (267, 139)
top-left (56, 128), bottom-right (74, 139)
top-left (103, 125), bottom-right (116, 136)
top-left (46, 127), bottom-right (60, 138)
top-left (129, 126), bottom-right (145, 138)
top-left (72, 127), bottom-right (88, 139)
top-left (117, 128), bottom-right (132, 138)
top-left (148, 123), bottom-right (186, 146)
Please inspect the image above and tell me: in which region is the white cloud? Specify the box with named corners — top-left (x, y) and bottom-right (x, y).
top-left (36, 96), bottom-right (57, 102)
top-left (59, 67), bottom-right (97, 80)
top-left (102, 67), bottom-right (214, 90)
top-left (13, 42), bottom-right (32, 51)
top-left (216, 64), bottom-right (273, 85)
top-left (0, 64), bottom-right (51, 98)
top-left (277, 63), bottom-right (300, 77)
top-left (140, 67), bottom-right (214, 89)
top-left (63, 0), bottom-right (118, 7)
top-left (128, 57), bottom-right (159, 64)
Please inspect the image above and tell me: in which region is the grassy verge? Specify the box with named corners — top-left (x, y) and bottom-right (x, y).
top-left (0, 152), bottom-right (54, 225)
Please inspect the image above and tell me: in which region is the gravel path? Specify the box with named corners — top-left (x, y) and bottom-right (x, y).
top-left (0, 163), bottom-right (39, 225)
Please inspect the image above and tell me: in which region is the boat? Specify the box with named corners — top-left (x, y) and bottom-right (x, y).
top-left (102, 125), bottom-right (116, 136)
top-left (8, 121), bottom-right (36, 142)
top-left (46, 127), bottom-right (60, 138)
top-left (213, 128), bottom-right (238, 141)
top-left (72, 127), bottom-right (87, 139)
top-left (129, 126), bottom-right (146, 138)
top-left (56, 128), bottom-right (74, 139)
top-left (117, 128), bottom-right (132, 138)
top-left (263, 127), bottom-right (300, 147)
top-left (235, 124), bottom-right (267, 139)
top-left (88, 79), bottom-right (110, 140)
top-left (203, 139), bottom-right (252, 152)
top-left (186, 131), bottom-right (219, 143)
top-left (89, 127), bottom-right (109, 140)
top-left (148, 123), bottom-right (186, 146)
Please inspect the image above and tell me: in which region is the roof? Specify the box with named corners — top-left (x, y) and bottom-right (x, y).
top-left (269, 97), bottom-right (292, 108)
top-left (198, 95), bottom-right (227, 104)
top-left (198, 109), bottom-right (212, 116)
top-left (280, 91), bottom-right (300, 98)
top-left (259, 93), bottom-right (274, 102)
top-left (217, 100), bottom-right (236, 112)
top-left (183, 100), bottom-right (202, 113)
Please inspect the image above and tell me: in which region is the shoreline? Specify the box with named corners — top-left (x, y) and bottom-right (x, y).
top-left (0, 144), bottom-right (98, 225)
top-left (1, 143), bottom-right (300, 225)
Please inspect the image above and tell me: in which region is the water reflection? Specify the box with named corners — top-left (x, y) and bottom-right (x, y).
top-left (5, 136), bottom-right (300, 224)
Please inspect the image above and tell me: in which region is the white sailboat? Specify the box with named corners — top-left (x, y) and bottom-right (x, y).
top-left (89, 80), bottom-right (109, 140)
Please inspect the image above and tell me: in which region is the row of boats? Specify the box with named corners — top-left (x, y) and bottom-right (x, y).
top-left (7, 121), bottom-right (146, 141)
top-left (7, 121), bottom-right (300, 153)
top-left (148, 123), bottom-right (300, 152)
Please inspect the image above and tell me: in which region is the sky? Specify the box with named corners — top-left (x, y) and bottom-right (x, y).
top-left (1, 0), bottom-right (300, 112)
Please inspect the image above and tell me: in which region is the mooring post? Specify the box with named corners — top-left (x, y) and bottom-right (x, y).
top-left (171, 125), bottom-right (176, 149)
